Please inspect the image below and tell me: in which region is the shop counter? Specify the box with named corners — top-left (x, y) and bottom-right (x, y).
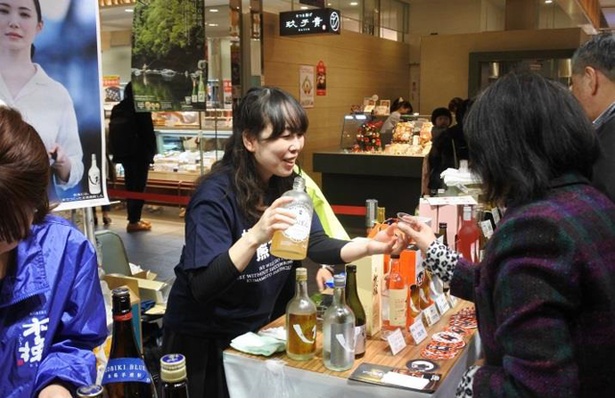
top-left (312, 151), bottom-right (424, 234)
top-left (223, 302), bottom-right (480, 398)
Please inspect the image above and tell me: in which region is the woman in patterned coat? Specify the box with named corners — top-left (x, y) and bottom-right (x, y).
top-left (398, 72), bottom-right (615, 397)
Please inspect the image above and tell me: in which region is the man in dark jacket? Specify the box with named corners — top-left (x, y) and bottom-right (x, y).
top-left (571, 32), bottom-right (615, 202)
top-left (109, 82), bottom-right (157, 232)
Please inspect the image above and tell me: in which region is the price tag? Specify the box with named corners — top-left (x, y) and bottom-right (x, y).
top-left (491, 207), bottom-right (501, 225)
top-left (409, 317), bottom-right (428, 345)
top-left (435, 294), bottom-right (451, 315)
top-left (386, 328), bottom-right (408, 356)
top-left (480, 220), bottom-right (494, 239)
top-left (423, 304), bottom-right (441, 327)
top-left (447, 293), bottom-right (459, 308)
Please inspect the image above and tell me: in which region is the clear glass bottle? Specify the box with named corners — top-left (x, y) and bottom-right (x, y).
top-left (382, 254), bottom-right (407, 331)
top-left (160, 353), bottom-right (189, 398)
top-left (102, 287), bottom-right (157, 398)
top-left (270, 176), bottom-right (313, 260)
top-left (76, 385), bottom-right (105, 398)
top-left (285, 267), bottom-right (317, 360)
top-left (88, 153), bottom-right (102, 195)
top-left (345, 264), bottom-right (366, 358)
top-left (323, 274), bottom-right (355, 371)
top-left (457, 205), bottom-right (480, 262)
top-left (197, 72), bottom-right (206, 104)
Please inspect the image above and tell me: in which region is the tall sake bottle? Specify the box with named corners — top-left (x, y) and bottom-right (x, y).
top-left (102, 287), bottom-right (157, 398)
top-left (323, 274), bottom-right (355, 371)
top-left (270, 176), bottom-right (313, 260)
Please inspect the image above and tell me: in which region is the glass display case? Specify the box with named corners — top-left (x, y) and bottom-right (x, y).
top-left (151, 109), bottom-right (231, 182)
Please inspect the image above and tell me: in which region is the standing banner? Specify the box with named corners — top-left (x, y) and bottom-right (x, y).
top-left (299, 65), bottom-right (315, 108)
top-left (130, 0), bottom-right (206, 112)
top-left (0, 0), bottom-right (107, 211)
top-left (316, 60), bottom-right (327, 96)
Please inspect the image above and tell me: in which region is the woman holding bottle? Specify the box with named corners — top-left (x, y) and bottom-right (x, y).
top-left (397, 72), bottom-right (615, 397)
top-left (0, 0), bottom-right (83, 193)
top-left (163, 86), bottom-right (403, 398)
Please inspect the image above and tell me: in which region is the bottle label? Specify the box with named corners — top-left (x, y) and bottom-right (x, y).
top-left (283, 203), bottom-right (312, 242)
top-left (354, 324), bottom-right (366, 355)
top-left (102, 357), bottom-right (152, 385)
top-left (113, 313), bottom-right (132, 322)
top-left (389, 288), bottom-right (408, 327)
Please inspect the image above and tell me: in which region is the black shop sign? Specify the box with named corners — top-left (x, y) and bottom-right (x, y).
top-left (279, 8), bottom-right (341, 36)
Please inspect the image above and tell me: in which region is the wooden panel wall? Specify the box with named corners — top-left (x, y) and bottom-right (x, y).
top-left (262, 12), bottom-right (410, 183)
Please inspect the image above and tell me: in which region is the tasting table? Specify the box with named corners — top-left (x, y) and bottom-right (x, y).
top-left (223, 301), bottom-right (481, 398)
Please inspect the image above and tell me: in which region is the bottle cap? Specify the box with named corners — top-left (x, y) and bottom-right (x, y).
top-left (390, 253), bottom-right (400, 259)
top-left (293, 175), bottom-right (306, 191)
top-left (333, 274), bottom-right (346, 288)
top-left (161, 353), bottom-right (187, 383)
top-left (295, 267), bottom-right (307, 281)
top-left (76, 385), bottom-right (103, 398)
top-left (439, 222), bottom-right (448, 229)
top-left (345, 264), bottom-right (357, 273)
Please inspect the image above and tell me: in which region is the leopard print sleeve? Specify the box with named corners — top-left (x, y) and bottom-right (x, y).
top-left (424, 240), bottom-right (459, 283)
top-left (455, 365), bottom-right (479, 397)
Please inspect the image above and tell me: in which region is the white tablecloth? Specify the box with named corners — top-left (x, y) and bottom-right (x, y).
top-left (223, 333), bottom-right (481, 398)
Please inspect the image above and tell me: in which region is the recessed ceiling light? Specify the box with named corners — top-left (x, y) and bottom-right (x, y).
top-left (125, 8), bottom-right (133, 13)
top-left (545, 0), bottom-right (553, 3)
top-left (301, 6), bottom-right (308, 9)
top-left (208, 23), bottom-right (219, 27)
top-left (209, 8), bottom-right (219, 13)
top-left (350, 1), bottom-right (358, 5)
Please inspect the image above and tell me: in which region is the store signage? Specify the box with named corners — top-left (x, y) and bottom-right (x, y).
top-left (279, 8), bottom-right (341, 36)
top-left (299, 0), bottom-right (325, 7)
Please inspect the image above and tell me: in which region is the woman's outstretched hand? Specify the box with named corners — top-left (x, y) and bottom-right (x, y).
top-left (396, 215), bottom-right (437, 254)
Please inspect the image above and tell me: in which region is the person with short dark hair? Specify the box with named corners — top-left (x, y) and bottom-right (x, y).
top-left (571, 32), bottom-right (615, 202)
top-left (398, 72), bottom-right (615, 397)
top-left (162, 86), bottom-right (403, 398)
top-left (0, 106), bottom-right (107, 398)
top-left (429, 106), bottom-right (452, 140)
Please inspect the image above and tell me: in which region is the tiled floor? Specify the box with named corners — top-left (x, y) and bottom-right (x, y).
top-left (94, 204), bottom-right (186, 282)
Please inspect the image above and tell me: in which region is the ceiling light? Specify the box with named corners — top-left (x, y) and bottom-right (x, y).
top-left (301, 6), bottom-right (308, 9)
top-left (545, 0), bottom-right (553, 3)
top-left (124, 8), bottom-right (133, 13)
top-left (209, 8), bottom-right (219, 13)
top-left (208, 23), bottom-right (219, 27)
top-left (350, 2), bottom-right (358, 5)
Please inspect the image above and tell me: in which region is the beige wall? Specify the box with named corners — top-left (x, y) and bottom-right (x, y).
top-left (262, 13), bottom-right (410, 182)
top-left (419, 27), bottom-right (587, 115)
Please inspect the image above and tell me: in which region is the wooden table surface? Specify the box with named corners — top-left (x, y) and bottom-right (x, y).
top-left (225, 300), bottom-right (477, 383)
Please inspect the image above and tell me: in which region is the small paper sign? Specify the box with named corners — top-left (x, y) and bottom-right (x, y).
top-left (491, 207), bottom-right (501, 225)
top-left (409, 318), bottom-right (428, 345)
top-left (435, 294), bottom-right (451, 315)
top-left (386, 328), bottom-right (408, 356)
top-left (447, 293), bottom-right (459, 308)
top-left (423, 304), bottom-right (441, 327)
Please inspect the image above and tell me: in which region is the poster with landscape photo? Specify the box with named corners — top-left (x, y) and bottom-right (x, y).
top-left (131, 0), bottom-right (206, 112)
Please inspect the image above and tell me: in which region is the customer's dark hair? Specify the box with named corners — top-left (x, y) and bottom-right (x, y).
top-left (572, 33), bottom-right (615, 82)
top-left (0, 106), bottom-right (50, 243)
top-left (464, 72), bottom-right (599, 206)
top-left (203, 86), bottom-right (308, 222)
top-left (391, 97), bottom-right (413, 114)
top-left (32, 0), bottom-right (42, 23)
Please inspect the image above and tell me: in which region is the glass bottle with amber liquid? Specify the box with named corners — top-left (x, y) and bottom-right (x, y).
top-left (285, 267), bottom-right (317, 360)
top-left (102, 287), bottom-right (157, 398)
top-left (345, 264), bottom-right (366, 358)
top-left (160, 353), bottom-right (189, 398)
top-left (271, 176), bottom-right (313, 260)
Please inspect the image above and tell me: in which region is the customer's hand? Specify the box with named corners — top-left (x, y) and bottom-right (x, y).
top-left (396, 215), bottom-right (437, 254)
top-left (315, 266), bottom-right (333, 292)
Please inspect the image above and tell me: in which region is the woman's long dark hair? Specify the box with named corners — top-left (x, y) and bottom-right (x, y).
top-left (199, 87), bottom-right (308, 223)
top-left (464, 72), bottom-right (599, 207)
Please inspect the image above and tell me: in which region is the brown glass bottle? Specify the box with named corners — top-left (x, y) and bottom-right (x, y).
top-left (160, 353), bottom-right (189, 398)
top-left (102, 287), bottom-right (157, 398)
top-left (345, 264), bottom-right (366, 358)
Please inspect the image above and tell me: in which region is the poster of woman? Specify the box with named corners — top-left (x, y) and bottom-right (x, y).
top-left (0, 0), bottom-right (106, 210)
